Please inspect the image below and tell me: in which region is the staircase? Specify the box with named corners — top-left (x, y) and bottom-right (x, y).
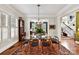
top-left (61, 22), bottom-right (75, 38)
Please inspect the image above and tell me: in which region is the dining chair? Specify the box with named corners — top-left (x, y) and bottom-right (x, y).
top-left (42, 39), bottom-right (51, 54)
top-left (52, 36), bottom-right (60, 54)
top-left (29, 39), bottom-right (39, 54)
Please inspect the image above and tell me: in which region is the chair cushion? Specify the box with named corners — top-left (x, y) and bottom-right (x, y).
top-left (32, 42), bottom-right (38, 47)
top-left (42, 42), bottom-right (49, 47)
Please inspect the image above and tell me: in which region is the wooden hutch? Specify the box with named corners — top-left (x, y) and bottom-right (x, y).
top-left (18, 17), bottom-right (26, 41)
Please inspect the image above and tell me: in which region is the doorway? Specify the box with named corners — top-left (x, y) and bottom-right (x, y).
top-left (60, 14), bottom-right (76, 53)
top-left (61, 14), bottom-right (76, 40)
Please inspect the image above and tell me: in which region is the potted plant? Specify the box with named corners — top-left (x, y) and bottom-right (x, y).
top-left (35, 27), bottom-right (45, 39)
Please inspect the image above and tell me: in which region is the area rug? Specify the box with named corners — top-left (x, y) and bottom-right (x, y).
top-left (12, 43), bottom-right (73, 55)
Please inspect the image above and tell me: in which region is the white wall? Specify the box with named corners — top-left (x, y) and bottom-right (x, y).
top-left (49, 17), bottom-right (56, 38)
top-left (55, 16), bottom-right (61, 41)
top-left (0, 5), bottom-right (25, 53)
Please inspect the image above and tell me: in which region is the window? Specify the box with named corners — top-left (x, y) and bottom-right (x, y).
top-left (15, 19), bottom-right (18, 38)
top-left (11, 16), bottom-right (16, 27)
top-left (15, 28), bottom-right (18, 37)
top-left (30, 21), bottom-right (48, 34)
top-left (0, 13), bottom-right (1, 42)
top-left (42, 22), bottom-right (48, 33)
top-left (8, 15), bottom-right (11, 39)
top-left (11, 28), bottom-right (15, 38)
top-left (0, 11), bottom-right (18, 42)
top-left (2, 27), bottom-right (8, 41)
top-left (30, 22), bottom-right (36, 32)
top-left (1, 13), bottom-right (8, 27)
top-left (0, 15), bottom-right (1, 26)
top-left (1, 13), bottom-right (9, 41)
top-left (11, 16), bottom-right (18, 39)
top-left (0, 28), bottom-right (1, 42)
top-left (16, 19), bottom-right (18, 27)
top-left (11, 16), bottom-right (15, 39)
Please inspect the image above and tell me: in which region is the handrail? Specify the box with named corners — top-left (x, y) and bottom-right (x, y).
top-left (64, 28), bottom-right (72, 35)
top-left (63, 22), bottom-right (73, 31)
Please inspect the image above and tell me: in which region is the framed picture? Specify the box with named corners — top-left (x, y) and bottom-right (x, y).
top-left (49, 25), bottom-right (55, 29)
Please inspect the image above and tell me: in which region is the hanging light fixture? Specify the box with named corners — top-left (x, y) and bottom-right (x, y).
top-left (37, 4), bottom-right (41, 25)
top-left (37, 4), bottom-right (40, 21)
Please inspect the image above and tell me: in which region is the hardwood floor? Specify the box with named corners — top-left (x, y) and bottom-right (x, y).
top-left (0, 40), bottom-right (73, 55)
top-left (61, 36), bottom-right (79, 55)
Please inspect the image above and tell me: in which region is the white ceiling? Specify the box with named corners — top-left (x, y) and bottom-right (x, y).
top-left (11, 4), bottom-right (67, 17)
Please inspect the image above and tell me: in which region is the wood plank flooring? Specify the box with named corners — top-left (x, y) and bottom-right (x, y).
top-left (61, 36), bottom-right (79, 55)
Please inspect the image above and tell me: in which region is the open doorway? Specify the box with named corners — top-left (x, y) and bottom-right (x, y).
top-left (60, 13), bottom-right (76, 52)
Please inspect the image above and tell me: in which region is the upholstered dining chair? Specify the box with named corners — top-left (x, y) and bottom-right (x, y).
top-left (52, 36), bottom-right (60, 54)
top-left (29, 39), bottom-right (39, 54)
top-left (42, 39), bottom-right (50, 46)
top-left (52, 36), bottom-right (59, 44)
top-left (42, 39), bottom-right (52, 54)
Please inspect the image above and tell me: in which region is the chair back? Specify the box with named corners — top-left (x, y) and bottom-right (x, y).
top-left (30, 39), bottom-right (39, 47)
top-left (42, 39), bottom-right (50, 47)
top-left (52, 36), bottom-right (59, 44)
